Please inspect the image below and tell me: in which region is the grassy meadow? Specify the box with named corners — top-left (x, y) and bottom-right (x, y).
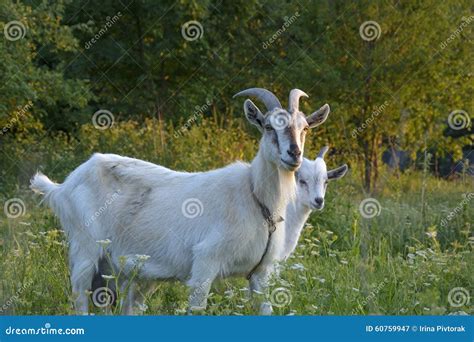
top-left (1, 119), bottom-right (472, 315)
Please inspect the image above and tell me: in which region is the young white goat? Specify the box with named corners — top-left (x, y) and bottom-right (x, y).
top-left (280, 146), bottom-right (348, 261)
top-left (31, 88), bottom-right (331, 315)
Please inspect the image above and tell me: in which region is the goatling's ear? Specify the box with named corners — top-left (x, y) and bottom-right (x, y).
top-left (316, 146), bottom-right (329, 160)
top-left (306, 104), bottom-right (330, 128)
top-left (328, 164), bottom-right (348, 180)
top-left (243, 99), bottom-right (265, 132)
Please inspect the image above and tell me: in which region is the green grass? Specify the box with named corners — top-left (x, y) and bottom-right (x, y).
top-left (1, 169), bottom-right (472, 316)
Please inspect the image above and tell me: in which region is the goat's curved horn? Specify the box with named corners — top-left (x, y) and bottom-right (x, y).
top-left (288, 89), bottom-right (308, 114)
top-left (233, 88), bottom-right (282, 112)
top-left (317, 146), bottom-right (329, 159)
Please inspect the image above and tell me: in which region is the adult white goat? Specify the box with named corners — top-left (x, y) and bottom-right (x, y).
top-left (31, 88), bottom-right (331, 315)
top-left (280, 146), bottom-right (348, 261)
top-left (115, 146), bottom-right (348, 314)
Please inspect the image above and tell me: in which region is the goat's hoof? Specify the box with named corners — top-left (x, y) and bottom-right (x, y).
top-left (259, 302), bottom-right (273, 315)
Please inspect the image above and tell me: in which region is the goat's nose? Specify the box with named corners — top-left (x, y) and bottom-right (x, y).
top-left (287, 144), bottom-right (301, 158)
top-left (315, 197), bottom-right (324, 206)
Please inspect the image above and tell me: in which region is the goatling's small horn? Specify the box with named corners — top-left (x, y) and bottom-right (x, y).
top-left (288, 89), bottom-right (308, 114)
top-left (317, 146), bottom-right (329, 159)
top-left (233, 88), bottom-right (282, 112)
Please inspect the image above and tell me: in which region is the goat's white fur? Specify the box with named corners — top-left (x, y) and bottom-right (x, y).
top-left (115, 148), bottom-right (348, 314)
top-left (30, 89), bottom-right (330, 315)
top-left (280, 149), bottom-right (348, 261)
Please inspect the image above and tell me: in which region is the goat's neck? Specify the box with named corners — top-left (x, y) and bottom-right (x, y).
top-left (282, 200), bottom-right (312, 260)
top-left (250, 150), bottom-right (295, 217)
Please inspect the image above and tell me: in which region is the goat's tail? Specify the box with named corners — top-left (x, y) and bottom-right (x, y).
top-left (30, 172), bottom-right (61, 206)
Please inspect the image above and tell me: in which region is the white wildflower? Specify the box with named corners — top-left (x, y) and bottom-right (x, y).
top-left (290, 263), bottom-right (305, 271)
top-left (135, 254), bottom-right (151, 262)
top-left (101, 275), bottom-right (115, 280)
top-left (96, 239), bottom-right (111, 247)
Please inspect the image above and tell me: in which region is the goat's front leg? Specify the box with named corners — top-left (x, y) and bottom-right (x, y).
top-left (187, 258), bottom-right (218, 314)
top-left (121, 280), bottom-right (155, 315)
top-left (249, 266), bottom-right (273, 315)
top-left (120, 279), bottom-right (136, 315)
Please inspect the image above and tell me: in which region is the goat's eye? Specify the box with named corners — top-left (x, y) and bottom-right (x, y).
top-left (299, 179), bottom-right (307, 186)
top-left (265, 125), bottom-right (273, 131)
top-left (303, 126), bottom-right (309, 132)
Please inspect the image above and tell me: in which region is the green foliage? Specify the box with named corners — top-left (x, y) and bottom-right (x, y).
top-left (2, 0), bottom-right (472, 190)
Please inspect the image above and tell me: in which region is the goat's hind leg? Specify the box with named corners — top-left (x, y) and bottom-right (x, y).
top-left (70, 258), bottom-right (96, 314)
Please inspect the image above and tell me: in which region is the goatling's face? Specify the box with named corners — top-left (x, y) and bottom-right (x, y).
top-left (243, 100), bottom-right (331, 172)
top-left (295, 152), bottom-right (348, 210)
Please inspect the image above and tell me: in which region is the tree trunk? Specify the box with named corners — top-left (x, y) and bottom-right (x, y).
top-left (362, 42), bottom-right (375, 193)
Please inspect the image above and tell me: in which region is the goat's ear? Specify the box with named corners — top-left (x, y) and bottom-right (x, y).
top-left (243, 99), bottom-right (264, 132)
top-left (306, 104), bottom-right (330, 128)
top-left (328, 164), bottom-right (348, 180)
